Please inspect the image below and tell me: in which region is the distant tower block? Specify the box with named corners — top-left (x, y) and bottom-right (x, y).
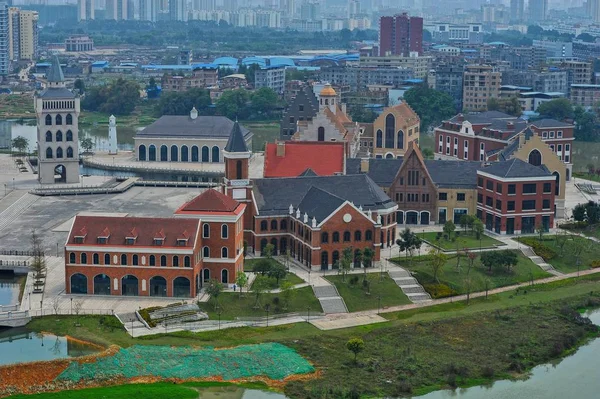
top-left (108, 115), bottom-right (118, 155)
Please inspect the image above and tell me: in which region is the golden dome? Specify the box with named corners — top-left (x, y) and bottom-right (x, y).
top-left (320, 84), bottom-right (337, 97)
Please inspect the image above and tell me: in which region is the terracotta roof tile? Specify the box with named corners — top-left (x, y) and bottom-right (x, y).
top-left (176, 189), bottom-right (240, 213)
top-left (264, 141), bottom-right (346, 178)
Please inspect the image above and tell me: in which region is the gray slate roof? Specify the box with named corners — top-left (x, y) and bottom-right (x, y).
top-left (297, 186), bottom-right (346, 223)
top-left (137, 116), bottom-right (251, 139)
top-left (47, 55), bottom-right (65, 83)
top-left (497, 138), bottom-right (520, 161)
top-left (530, 118), bottom-right (572, 128)
top-left (345, 158), bottom-right (403, 186)
top-left (425, 160), bottom-right (482, 189)
top-left (479, 158), bottom-right (551, 178)
top-left (299, 168), bottom-right (318, 177)
top-left (253, 174), bottom-right (395, 216)
top-left (224, 121), bottom-right (248, 152)
top-left (448, 111), bottom-right (515, 124)
top-left (39, 87), bottom-right (76, 99)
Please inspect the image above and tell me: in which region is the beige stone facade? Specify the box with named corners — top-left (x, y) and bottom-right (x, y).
top-left (372, 102), bottom-right (420, 159)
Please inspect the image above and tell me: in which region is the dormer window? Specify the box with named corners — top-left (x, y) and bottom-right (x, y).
top-left (74, 236), bottom-right (85, 244)
top-left (154, 238), bottom-right (164, 246)
top-left (97, 227), bottom-right (110, 244)
top-left (97, 237), bottom-right (107, 244)
top-left (125, 237), bottom-right (136, 245)
top-left (177, 238), bottom-right (188, 247)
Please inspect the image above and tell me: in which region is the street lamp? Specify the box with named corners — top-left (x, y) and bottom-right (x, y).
top-left (218, 309), bottom-right (222, 330)
top-left (70, 298), bottom-right (73, 315)
top-left (308, 269), bottom-right (311, 285)
top-left (377, 295), bottom-right (381, 315)
top-left (265, 304), bottom-right (270, 327)
top-left (306, 306), bottom-right (310, 323)
top-left (56, 243), bottom-right (59, 258)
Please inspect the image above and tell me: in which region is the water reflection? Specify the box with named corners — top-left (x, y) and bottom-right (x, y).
top-left (197, 386), bottom-right (287, 398)
top-left (0, 273), bottom-right (22, 306)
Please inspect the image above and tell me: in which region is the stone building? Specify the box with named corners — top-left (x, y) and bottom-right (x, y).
top-left (370, 101), bottom-right (420, 159)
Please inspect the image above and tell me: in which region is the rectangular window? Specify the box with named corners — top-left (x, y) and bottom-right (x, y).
top-left (543, 199), bottom-right (551, 210)
top-left (400, 177), bottom-right (404, 185)
top-left (550, 144), bottom-right (555, 152)
top-left (486, 196), bottom-right (493, 207)
top-left (496, 183), bottom-right (502, 194)
top-left (522, 200), bottom-right (536, 210)
top-left (480, 143), bottom-right (485, 150)
top-left (447, 136), bottom-right (451, 143)
top-left (477, 193), bottom-right (483, 203)
top-left (457, 193), bottom-right (466, 201)
top-left (422, 194), bottom-right (426, 202)
top-left (439, 192), bottom-right (448, 201)
top-left (454, 137), bottom-right (458, 145)
top-left (454, 148), bottom-right (458, 156)
top-left (557, 130), bottom-right (563, 138)
top-left (439, 135), bottom-right (443, 143)
top-left (507, 201), bottom-right (515, 211)
top-left (558, 144), bottom-right (562, 153)
top-left (496, 199), bottom-right (502, 210)
top-left (399, 193), bottom-right (403, 201)
top-left (299, 105), bottom-right (304, 111)
top-left (543, 182), bottom-right (552, 193)
top-left (486, 180), bottom-right (494, 190)
top-left (395, 193), bottom-right (399, 201)
top-left (565, 144), bottom-right (570, 152)
top-left (549, 131), bottom-right (555, 138)
top-left (523, 183), bottom-right (537, 194)
top-left (542, 131), bottom-right (548, 138)
top-left (508, 184), bottom-right (516, 195)
top-left (478, 177), bottom-right (483, 187)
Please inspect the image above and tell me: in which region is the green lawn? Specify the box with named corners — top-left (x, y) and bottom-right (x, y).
top-left (6, 383), bottom-right (199, 399)
top-left (518, 236), bottom-right (599, 274)
top-left (422, 231), bottom-right (503, 251)
top-left (561, 222), bottom-right (600, 241)
top-left (244, 258), bottom-right (305, 288)
top-left (572, 141), bottom-right (600, 174)
top-left (325, 274), bottom-right (411, 312)
top-left (394, 250), bottom-right (550, 297)
top-left (242, 120), bottom-right (280, 152)
top-left (199, 286), bottom-right (322, 320)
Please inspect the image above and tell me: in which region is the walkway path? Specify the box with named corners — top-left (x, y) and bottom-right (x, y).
top-left (387, 265), bottom-right (431, 302)
top-left (0, 191), bottom-right (38, 232)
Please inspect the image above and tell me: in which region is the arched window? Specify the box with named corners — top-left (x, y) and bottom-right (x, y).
top-left (81, 253), bottom-right (87, 264)
top-left (203, 246), bottom-right (210, 258)
top-left (354, 231), bottom-right (362, 241)
top-left (67, 147), bottom-right (74, 158)
top-left (191, 146), bottom-right (199, 162)
top-left (66, 114), bottom-right (73, 125)
top-left (55, 114), bottom-right (62, 125)
top-left (160, 255), bottom-right (167, 266)
top-left (376, 129), bottom-right (383, 148)
top-left (138, 145), bottom-right (146, 161)
top-left (104, 253), bottom-right (110, 265)
top-left (184, 256), bottom-right (191, 267)
top-left (46, 147), bottom-right (53, 159)
top-left (66, 130), bottom-right (73, 141)
top-left (221, 269), bottom-right (229, 284)
top-left (181, 145), bottom-right (189, 162)
top-left (280, 220), bottom-right (287, 230)
top-left (132, 254), bottom-right (139, 266)
top-left (45, 131), bottom-right (52, 142)
top-left (221, 224), bottom-right (228, 238)
top-left (69, 252), bottom-right (76, 263)
top-left (528, 149), bottom-right (542, 166)
top-left (170, 145), bottom-right (178, 161)
top-left (366, 230), bottom-right (373, 241)
top-left (45, 114), bottom-right (52, 125)
top-left (160, 145), bottom-right (168, 161)
top-left (149, 255), bottom-right (155, 266)
top-left (203, 223), bottom-right (210, 238)
top-left (149, 145), bottom-right (156, 161)
top-left (236, 160), bottom-right (243, 179)
top-left (332, 232), bottom-right (340, 242)
top-left (93, 253), bottom-right (99, 264)
top-left (325, 98), bottom-right (329, 105)
top-left (261, 220), bottom-right (268, 231)
top-left (343, 231), bottom-right (351, 242)
top-left (211, 146), bottom-right (220, 163)
top-left (201, 146), bottom-right (210, 162)
top-left (173, 256), bottom-right (179, 267)
top-left (56, 130), bottom-right (63, 142)
top-left (271, 220), bottom-right (278, 230)
top-left (553, 171), bottom-right (560, 196)
top-left (121, 254), bottom-right (127, 265)
top-left (397, 130), bottom-right (404, 149)
top-left (321, 232), bottom-right (329, 243)
top-left (222, 247), bottom-right (228, 258)
top-left (385, 114), bottom-right (395, 148)
top-left (321, 251), bottom-right (328, 269)
top-left (318, 126), bottom-right (325, 141)
top-left (56, 147), bottom-right (63, 158)
top-left (354, 249), bottom-right (362, 268)
top-left (332, 251), bottom-right (340, 267)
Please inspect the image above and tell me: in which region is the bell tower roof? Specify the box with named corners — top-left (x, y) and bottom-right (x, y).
top-left (47, 55), bottom-right (65, 83)
top-left (224, 121), bottom-right (249, 153)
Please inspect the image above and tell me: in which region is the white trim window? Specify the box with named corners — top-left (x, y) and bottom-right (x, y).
top-left (221, 224), bottom-right (228, 239)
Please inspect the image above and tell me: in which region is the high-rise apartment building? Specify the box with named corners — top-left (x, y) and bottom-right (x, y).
top-left (462, 65), bottom-right (502, 112)
top-left (223, 0), bottom-right (238, 12)
top-left (0, 2), bottom-right (8, 76)
top-left (106, 0), bottom-right (128, 20)
top-left (379, 13), bottom-right (423, 57)
top-left (140, 0), bottom-right (159, 21)
top-left (8, 6), bottom-right (17, 60)
top-left (300, 0), bottom-right (319, 20)
top-left (528, 0), bottom-right (548, 21)
top-left (590, 0), bottom-right (600, 23)
top-left (17, 10), bottom-right (37, 61)
top-left (193, 0), bottom-right (215, 11)
top-left (169, 0), bottom-right (187, 21)
top-left (510, 0), bottom-right (524, 21)
top-left (77, 0), bottom-right (95, 21)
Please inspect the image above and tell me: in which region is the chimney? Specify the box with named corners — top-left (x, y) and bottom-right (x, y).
top-left (360, 158), bottom-right (370, 173)
top-left (507, 121), bottom-right (514, 130)
top-left (276, 142), bottom-right (285, 157)
top-left (457, 114), bottom-right (464, 122)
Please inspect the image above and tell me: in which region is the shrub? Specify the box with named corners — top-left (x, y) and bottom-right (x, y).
top-left (349, 276), bottom-right (359, 285)
top-left (423, 283), bottom-right (458, 299)
top-left (455, 231), bottom-right (461, 237)
top-left (481, 366), bottom-right (495, 378)
top-left (436, 232), bottom-right (442, 240)
top-left (560, 221), bottom-right (589, 230)
top-left (591, 260), bottom-right (600, 268)
top-left (99, 315), bottom-right (125, 331)
top-left (272, 296), bottom-right (280, 305)
top-left (138, 306), bottom-right (162, 328)
top-left (519, 238), bottom-right (556, 261)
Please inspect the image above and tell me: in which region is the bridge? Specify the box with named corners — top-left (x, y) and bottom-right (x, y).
top-left (0, 310), bottom-right (31, 328)
top-left (0, 259), bottom-right (30, 274)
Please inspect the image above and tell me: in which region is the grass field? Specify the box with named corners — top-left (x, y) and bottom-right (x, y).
top-left (572, 141), bottom-right (600, 174)
top-left (325, 274), bottom-right (411, 312)
top-left (422, 231), bottom-right (503, 251)
top-left (0, 94), bottom-right (35, 118)
top-left (518, 236), bottom-right (599, 274)
top-left (243, 258), bottom-right (305, 288)
top-left (394, 250), bottom-right (550, 297)
top-left (243, 121), bottom-right (279, 152)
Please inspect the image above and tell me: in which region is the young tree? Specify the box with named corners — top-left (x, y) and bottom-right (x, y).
top-left (397, 228), bottom-right (421, 266)
top-left (252, 275), bottom-right (270, 309)
top-left (428, 248), bottom-right (447, 283)
top-left (500, 250), bottom-right (518, 273)
top-left (483, 278), bottom-right (493, 299)
top-left (480, 251), bottom-right (498, 273)
top-left (263, 243), bottom-right (275, 259)
top-left (572, 203), bottom-right (586, 222)
top-left (11, 136), bottom-right (29, 155)
top-left (473, 219), bottom-right (484, 240)
top-left (463, 277), bottom-right (473, 305)
top-left (536, 224), bottom-right (545, 241)
top-left (464, 248), bottom-right (477, 275)
top-left (280, 280), bottom-right (296, 310)
top-left (80, 137), bottom-right (94, 154)
top-left (362, 247), bottom-right (374, 269)
top-left (346, 338), bottom-right (365, 363)
top-left (340, 247), bottom-right (353, 282)
top-left (205, 279), bottom-right (224, 311)
top-left (252, 258), bottom-right (272, 275)
top-left (443, 221), bottom-right (456, 240)
top-left (268, 262), bottom-right (287, 285)
top-left (30, 230), bottom-right (46, 279)
top-left (234, 272), bottom-right (248, 298)
top-left (555, 231), bottom-right (569, 256)
top-left (570, 238), bottom-right (588, 270)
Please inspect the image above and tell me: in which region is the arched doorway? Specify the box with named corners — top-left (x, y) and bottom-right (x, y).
top-left (139, 145), bottom-right (146, 161)
top-left (150, 276), bottom-right (167, 297)
top-left (202, 269), bottom-right (210, 283)
top-left (421, 211), bottom-right (430, 225)
top-left (318, 126), bottom-right (325, 141)
top-left (70, 273), bottom-right (87, 294)
top-left (93, 274), bottom-right (110, 295)
top-left (332, 251), bottom-right (340, 269)
top-left (270, 238), bottom-right (278, 255)
top-left (173, 277), bottom-right (191, 297)
top-left (397, 211), bottom-right (404, 224)
top-left (221, 269), bottom-right (229, 284)
top-left (321, 251), bottom-right (328, 270)
top-left (528, 149), bottom-right (542, 166)
top-left (54, 164), bottom-right (66, 183)
top-left (122, 275), bottom-right (139, 296)
top-left (201, 146), bottom-right (209, 162)
top-left (406, 211), bottom-right (418, 224)
top-left (149, 145), bottom-right (156, 161)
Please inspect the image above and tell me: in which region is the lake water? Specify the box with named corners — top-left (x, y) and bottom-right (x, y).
top-left (415, 309), bottom-right (600, 399)
top-left (0, 272), bottom-right (22, 306)
top-left (196, 386), bottom-right (287, 398)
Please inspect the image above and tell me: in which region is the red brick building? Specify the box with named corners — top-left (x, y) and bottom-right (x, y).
top-left (528, 119), bottom-right (574, 179)
top-left (476, 158), bottom-right (555, 235)
top-left (263, 141), bottom-right (346, 178)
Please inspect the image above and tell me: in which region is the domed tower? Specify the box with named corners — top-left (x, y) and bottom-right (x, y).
top-left (318, 83), bottom-right (337, 112)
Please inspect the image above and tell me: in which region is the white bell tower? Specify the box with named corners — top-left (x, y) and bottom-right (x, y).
top-left (108, 115), bottom-right (118, 155)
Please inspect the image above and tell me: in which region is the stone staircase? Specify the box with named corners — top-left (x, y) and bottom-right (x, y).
top-left (519, 245), bottom-right (563, 276)
top-left (0, 192), bottom-right (39, 232)
top-left (312, 285), bottom-right (348, 314)
top-left (388, 269), bottom-right (432, 302)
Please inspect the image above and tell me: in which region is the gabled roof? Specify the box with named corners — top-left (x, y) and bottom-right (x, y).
top-left (299, 168), bottom-right (318, 177)
top-left (47, 55), bottom-right (64, 83)
top-left (297, 186), bottom-right (346, 223)
top-left (530, 118), bottom-right (573, 128)
top-left (498, 138), bottom-right (520, 161)
top-left (224, 121), bottom-right (249, 153)
top-left (39, 87), bottom-right (76, 99)
top-left (137, 116), bottom-right (251, 139)
top-left (67, 215), bottom-right (200, 248)
top-left (345, 158), bottom-right (403, 187)
top-left (263, 141), bottom-right (345, 178)
top-left (425, 160), bottom-right (482, 189)
top-left (479, 158), bottom-right (551, 179)
top-left (176, 189), bottom-right (240, 213)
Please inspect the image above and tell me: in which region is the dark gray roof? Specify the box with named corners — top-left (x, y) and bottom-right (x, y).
top-left (425, 160), bottom-right (482, 189)
top-left (531, 119), bottom-right (572, 128)
top-left (345, 158), bottom-right (403, 187)
top-left (39, 87), bottom-right (76, 99)
top-left (299, 168), bottom-right (318, 177)
top-left (297, 186), bottom-right (346, 223)
top-left (137, 116), bottom-right (251, 139)
top-left (47, 55), bottom-right (65, 83)
top-left (253, 174), bottom-right (395, 216)
top-left (224, 121), bottom-right (248, 152)
top-left (448, 111), bottom-right (515, 125)
top-left (479, 158), bottom-right (551, 179)
top-left (498, 138), bottom-right (520, 161)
